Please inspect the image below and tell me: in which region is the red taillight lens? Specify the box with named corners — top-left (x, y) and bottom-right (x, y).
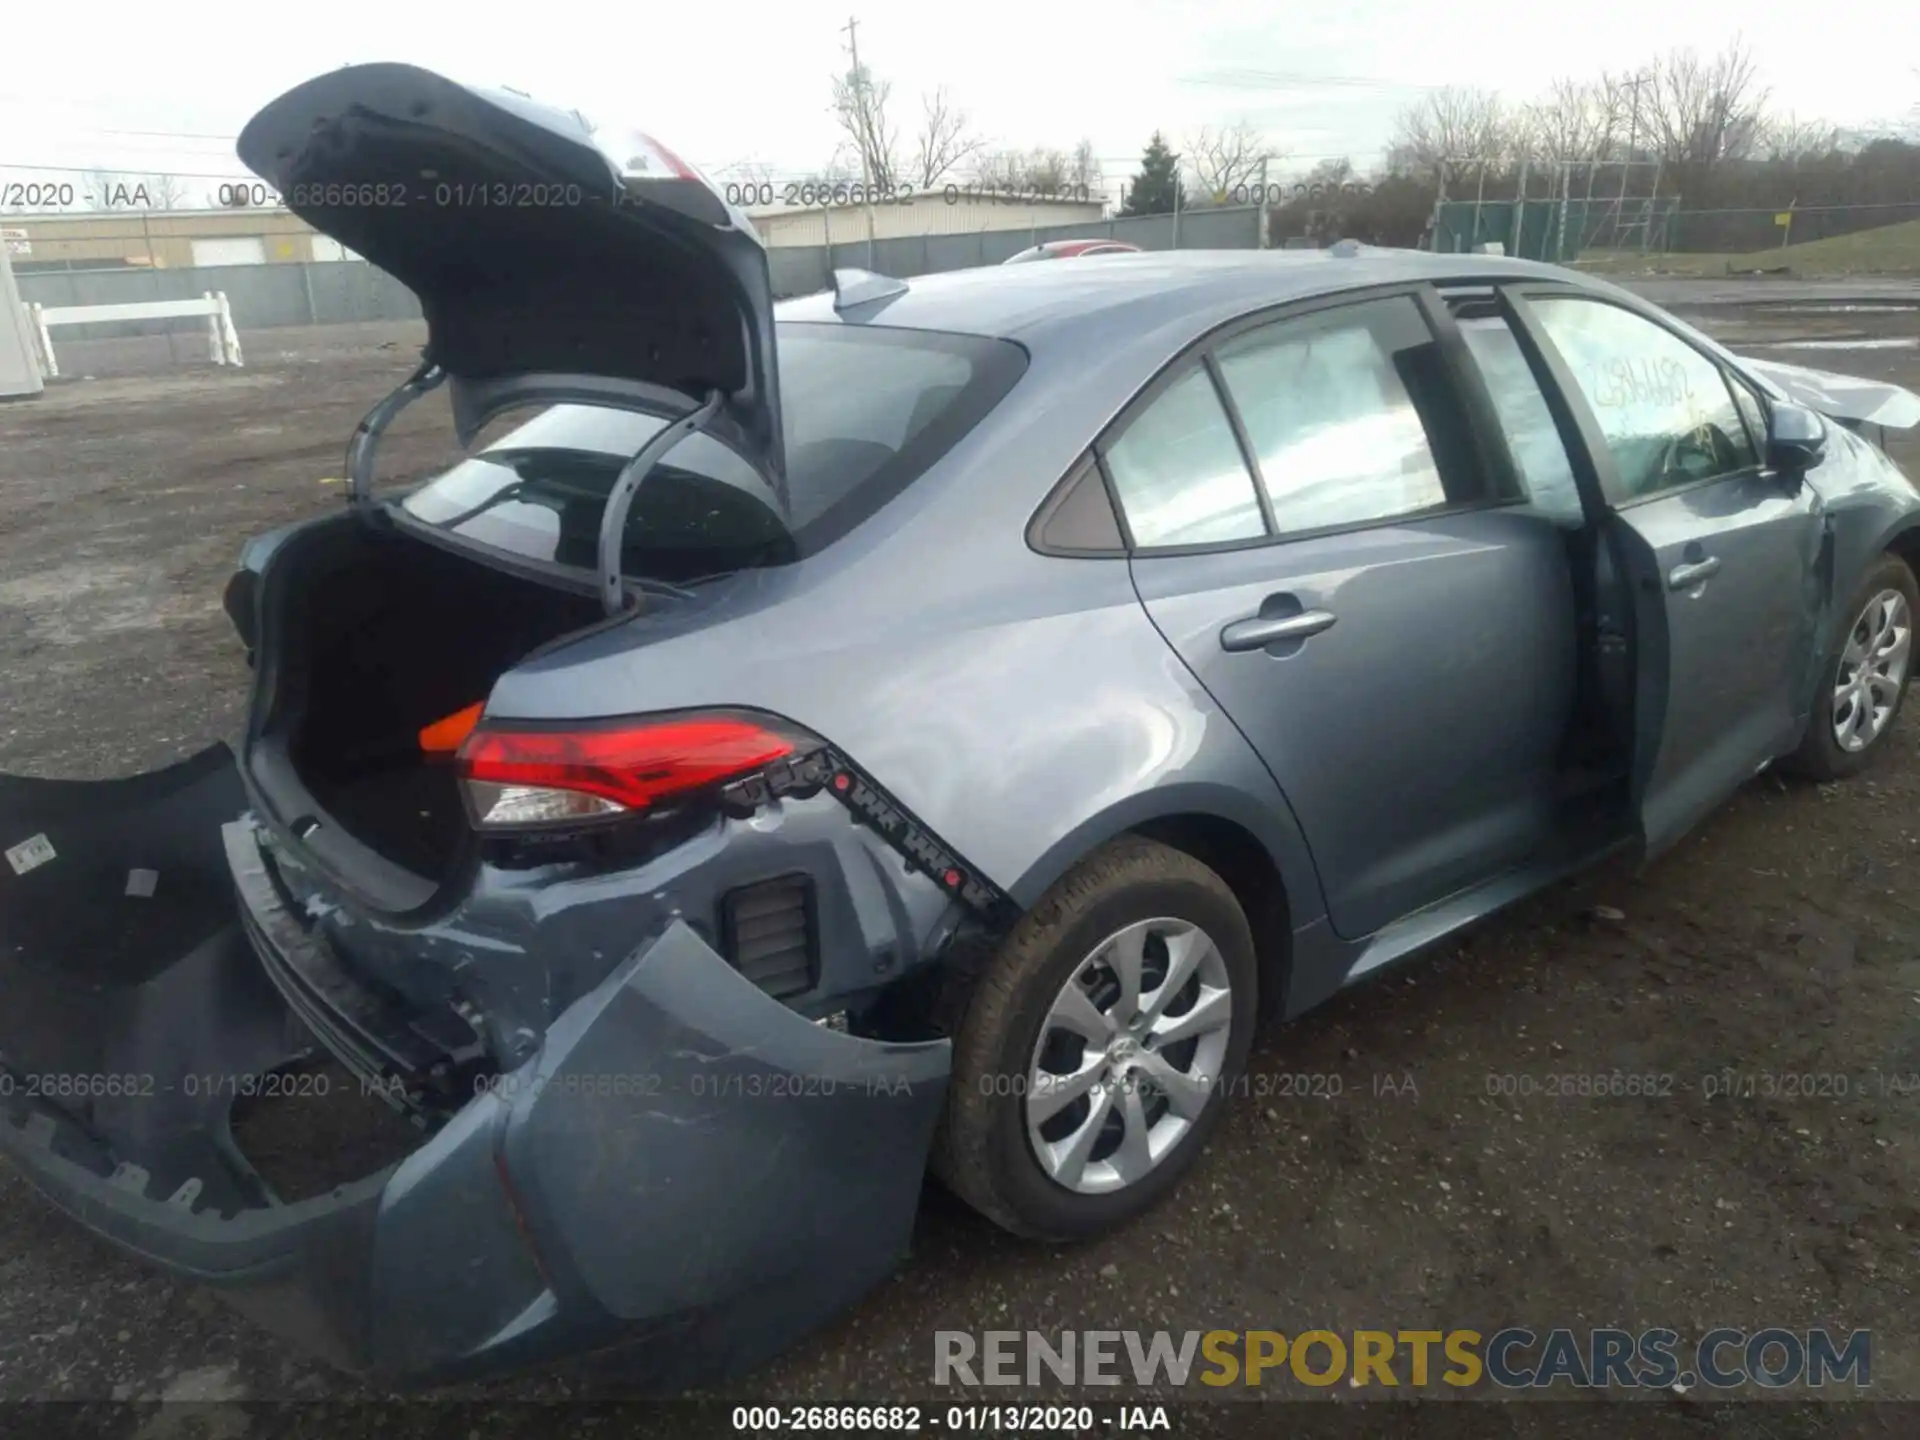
top-left (456, 712), bottom-right (804, 830)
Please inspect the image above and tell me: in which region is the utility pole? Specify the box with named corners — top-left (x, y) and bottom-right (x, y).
top-left (1509, 156), bottom-right (1528, 257)
top-left (841, 15), bottom-right (879, 268)
top-left (1615, 69), bottom-right (1651, 250)
top-left (1255, 154), bottom-right (1269, 249)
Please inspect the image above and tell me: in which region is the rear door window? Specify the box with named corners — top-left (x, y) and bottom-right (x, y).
top-left (1210, 296), bottom-right (1463, 535)
top-left (399, 324), bottom-right (1026, 580)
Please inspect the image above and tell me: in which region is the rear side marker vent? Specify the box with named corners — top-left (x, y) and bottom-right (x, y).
top-left (720, 875), bottom-right (817, 1001)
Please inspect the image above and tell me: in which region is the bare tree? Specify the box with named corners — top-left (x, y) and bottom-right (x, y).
top-left (83, 170), bottom-right (128, 209)
top-left (831, 61), bottom-right (899, 190)
top-left (969, 146), bottom-right (1073, 196)
top-left (969, 148), bottom-right (1023, 191)
top-left (1643, 39), bottom-right (1769, 186)
top-left (913, 87), bottom-right (984, 188)
top-left (714, 159), bottom-right (777, 206)
top-left (1759, 113), bottom-right (1840, 163)
top-left (1183, 121), bottom-right (1277, 201)
top-left (1385, 87), bottom-right (1517, 185)
top-left (76, 169), bottom-right (192, 209)
top-left (1024, 148), bottom-right (1070, 196)
top-left (147, 173), bottom-right (193, 209)
top-left (1296, 156), bottom-right (1357, 193)
top-left (1068, 138), bottom-right (1103, 194)
top-left (789, 159), bottom-right (860, 201)
top-left (1518, 76), bottom-right (1632, 165)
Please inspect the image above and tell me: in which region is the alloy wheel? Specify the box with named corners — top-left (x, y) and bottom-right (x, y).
top-left (1832, 588), bottom-right (1912, 752)
top-left (1025, 917), bottom-right (1233, 1195)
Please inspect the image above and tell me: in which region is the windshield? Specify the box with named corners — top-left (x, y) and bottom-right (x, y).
top-left (399, 323), bottom-right (1026, 582)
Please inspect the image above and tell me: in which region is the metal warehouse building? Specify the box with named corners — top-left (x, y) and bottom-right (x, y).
top-left (2, 209), bottom-right (349, 272)
top-left (746, 192), bottom-right (1107, 247)
top-left (3, 190), bottom-right (1107, 272)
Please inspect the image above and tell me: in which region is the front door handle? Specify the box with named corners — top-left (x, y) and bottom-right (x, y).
top-left (1220, 609), bottom-right (1337, 652)
top-left (1667, 556), bottom-right (1721, 592)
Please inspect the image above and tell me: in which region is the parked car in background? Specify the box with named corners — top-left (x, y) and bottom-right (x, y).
top-left (1003, 238), bottom-right (1144, 263)
top-left (6, 61), bottom-right (1920, 1393)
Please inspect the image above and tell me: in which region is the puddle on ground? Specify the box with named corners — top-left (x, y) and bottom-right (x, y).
top-left (1753, 337), bottom-right (1920, 351)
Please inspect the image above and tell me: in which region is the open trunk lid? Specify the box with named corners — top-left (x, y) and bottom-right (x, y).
top-left (237, 63), bottom-right (786, 513)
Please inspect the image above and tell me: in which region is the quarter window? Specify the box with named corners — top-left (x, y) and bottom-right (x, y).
top-left (1529, 297), bottom-right (1758, 501)
top-left (1213, 296), bottom-right (1455, 534)
top-left (1102, 366), bottom-right (1266, 548)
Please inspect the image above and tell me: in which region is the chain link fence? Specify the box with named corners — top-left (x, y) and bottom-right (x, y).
top-left (9, 193), bottom-right (1915, 377)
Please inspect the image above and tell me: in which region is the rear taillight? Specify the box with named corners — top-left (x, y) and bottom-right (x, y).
top-left (456, 711), bottom-right (815, 831)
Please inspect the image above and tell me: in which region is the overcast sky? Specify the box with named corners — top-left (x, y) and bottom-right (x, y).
top-left (3, 0), bottom-right (1914, 204)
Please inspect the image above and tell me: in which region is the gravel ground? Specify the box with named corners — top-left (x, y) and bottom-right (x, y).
top-left (2, 289), bottom-right (1918, 1436)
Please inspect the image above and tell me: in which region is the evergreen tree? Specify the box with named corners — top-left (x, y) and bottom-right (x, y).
top-left (1121, 132), bottom-right (1184, 216)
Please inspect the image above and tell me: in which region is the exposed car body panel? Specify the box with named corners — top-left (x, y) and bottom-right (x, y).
top-left (1738, 356), bottom-right (1920, 430)
top-left (11, 212), bottom-right (1920, 1390)
top-left (0, 754), bottom-right (949, 1388)
top-left (0, 749), bottom-right (287, 1217)
top-left (255, 762), bottom-right (965, 1062)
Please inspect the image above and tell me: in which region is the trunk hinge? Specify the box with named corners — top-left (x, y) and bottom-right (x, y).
top-left (597, 389), bottom-right (726, 617)
top-left (345, 357), bottom-right (448, 514)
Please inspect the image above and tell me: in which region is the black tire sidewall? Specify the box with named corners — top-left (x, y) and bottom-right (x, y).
top-left (1794, 556), bottom-right (1919, 780)
top-left (972, 866), bottom-right (1257, 1239)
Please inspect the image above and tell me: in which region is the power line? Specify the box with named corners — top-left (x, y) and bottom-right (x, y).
top-left (0, 161), bottom-right (263, 182)
top-left (75, 125), bottom-right (242, 142)
top-left (1182, 69), bottom-right (1445, 92)
top-left (1, 126), bottom-right (243, 147)
top-left (2, 146), bottom-right (1395, 187)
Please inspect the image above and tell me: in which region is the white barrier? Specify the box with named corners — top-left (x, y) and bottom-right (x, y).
top-left (24, 290), bottom-right (242, 378)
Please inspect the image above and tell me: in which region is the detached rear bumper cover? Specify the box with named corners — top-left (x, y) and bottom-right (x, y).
top-left (0, 746), bottom-right (950, 1387)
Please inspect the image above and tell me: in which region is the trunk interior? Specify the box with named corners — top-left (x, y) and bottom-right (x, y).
top-left (258, 518), bottom-right (603, 894)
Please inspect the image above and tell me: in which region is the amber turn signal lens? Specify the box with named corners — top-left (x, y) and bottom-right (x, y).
top-left (419, 701), bottom-right (486, 756)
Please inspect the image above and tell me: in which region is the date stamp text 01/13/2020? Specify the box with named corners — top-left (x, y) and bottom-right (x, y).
top-left (199, 179), bottom-right (1104, 212)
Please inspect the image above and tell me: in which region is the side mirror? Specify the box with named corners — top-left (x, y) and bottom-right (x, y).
top-left (1766, 401), bottom-right (1827, 473)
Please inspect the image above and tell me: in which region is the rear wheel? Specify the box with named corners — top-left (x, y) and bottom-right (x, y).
top-left (933, 836), bottom-right (1257, 1240)
top-left (1785, 555), bottom-right (1917, 781)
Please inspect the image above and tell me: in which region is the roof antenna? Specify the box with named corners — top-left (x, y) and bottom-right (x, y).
top-left (832, 268), bottom-right (909, 311)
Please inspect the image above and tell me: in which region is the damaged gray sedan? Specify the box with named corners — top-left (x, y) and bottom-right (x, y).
top-left (7, 62), bottom-right (1920, 1390)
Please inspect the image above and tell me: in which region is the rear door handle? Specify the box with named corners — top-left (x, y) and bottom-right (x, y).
top-left (1220, 609), bottom-right (1337, 652)
top-left (1667, 557), bottom-right (1721, 591)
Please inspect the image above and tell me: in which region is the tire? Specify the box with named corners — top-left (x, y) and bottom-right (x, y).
top-left (1783, 553), bottom-right (1919, 781)
top-left (931, 836), bottom-right (1258, 1240)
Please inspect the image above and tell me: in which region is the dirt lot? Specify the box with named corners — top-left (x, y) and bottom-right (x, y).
top-left (2, 292), bottom-right (1919, 1434)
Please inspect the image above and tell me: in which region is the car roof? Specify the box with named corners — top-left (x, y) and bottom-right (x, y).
top-left (778, 248), bottom-right (1608, 353)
